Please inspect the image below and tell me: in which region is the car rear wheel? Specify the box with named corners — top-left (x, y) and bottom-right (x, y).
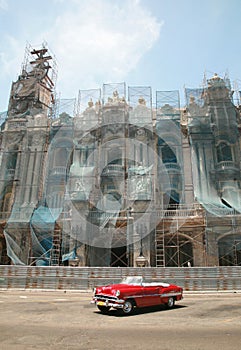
top-left (122, 300), bottom-right (134, 315)
top-left (97, 305), bottom-right (111, 313)
top-left (166, 297), bottom-right (175, 308)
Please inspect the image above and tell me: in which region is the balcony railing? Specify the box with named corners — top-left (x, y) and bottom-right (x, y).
top-left (101, 164), bottom-right (125, 177)
top-left (164, 163), bottom-right (181, 171)
top-left (50, 167), bottom-right (67, 177)
top-left (216, 161), bottom-right (239, 172)
top-left (7, 121), bottom-right (27, 130)
top-left (157, 203), bottom-right (203, 218)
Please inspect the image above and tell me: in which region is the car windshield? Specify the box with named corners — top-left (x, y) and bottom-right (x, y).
top-left (121, 276), bottom-right (143, 285)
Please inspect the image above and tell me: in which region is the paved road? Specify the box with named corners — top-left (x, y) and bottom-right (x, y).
top-left (0, 290), bottom-right (240, 350)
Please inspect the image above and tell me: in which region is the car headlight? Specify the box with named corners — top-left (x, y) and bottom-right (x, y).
top-left (115, 290), bottom-right (120, 297)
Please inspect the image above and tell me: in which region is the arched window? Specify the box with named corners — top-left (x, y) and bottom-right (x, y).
top-left (163, 144), bottom-right (177, 163)
top-left (108, 147), bottom-right (122, 165)
top-left (217, 142), bottom-right (232, 162)
top-left (158, 137), bottom-right (178, 164)
top-left (219, 234), bottom-right (241, 266)
top-left (6, 151), bottom-right (17, 170)
top-left (54, 148), bottom-right (69, 166)
top-left (160, 144), bottom-right (177, 163)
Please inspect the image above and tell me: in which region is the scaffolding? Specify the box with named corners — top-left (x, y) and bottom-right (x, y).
top-left (103, 82), bottom-right (126, 105)
top-left (1, 44), bottom-right (241, 268)
top-left (21, 42), bottom-right (58, 94)
top-left (53, 98), bottom-right (77, 119)
top-left (184, 73), bottom-right (241, 266)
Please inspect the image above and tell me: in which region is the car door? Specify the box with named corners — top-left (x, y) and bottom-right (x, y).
top-left (140, 286), bottom-right (161, 307)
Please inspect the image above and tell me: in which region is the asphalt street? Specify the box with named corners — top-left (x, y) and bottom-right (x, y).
top-left (0, 290), bottom-right (240, 350)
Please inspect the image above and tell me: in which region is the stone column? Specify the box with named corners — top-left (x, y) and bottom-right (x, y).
top-left (206, 230), bottom-right (219, 266)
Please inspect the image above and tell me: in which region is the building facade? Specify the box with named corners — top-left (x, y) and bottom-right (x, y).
top-left (0, 45), bottom-right (241, 267)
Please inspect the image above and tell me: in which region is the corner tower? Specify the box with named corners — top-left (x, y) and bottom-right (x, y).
top-left (0, 44), bottom-right (57, 264)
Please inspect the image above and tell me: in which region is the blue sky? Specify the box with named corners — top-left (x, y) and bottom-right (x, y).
top-left (1, 0), bottom-right (241, 111)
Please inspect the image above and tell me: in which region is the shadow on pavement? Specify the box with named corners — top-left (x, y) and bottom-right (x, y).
top-left (94, 304), bottom-right (187, 317)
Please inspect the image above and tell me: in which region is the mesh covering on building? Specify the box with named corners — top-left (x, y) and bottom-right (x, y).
top-left (1, 44), bottom-right (241, 267)
top-left (186, 74), bottom-right (241, 215)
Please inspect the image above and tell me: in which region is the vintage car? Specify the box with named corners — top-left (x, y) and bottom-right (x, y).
top-left (91, 276), bottom-right (183, 315)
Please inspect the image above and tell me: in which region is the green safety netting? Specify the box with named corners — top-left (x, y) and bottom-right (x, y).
top-left (186, 74), bottom-right (241, 215)
top-left (30, 206), bottom-right (62, 266)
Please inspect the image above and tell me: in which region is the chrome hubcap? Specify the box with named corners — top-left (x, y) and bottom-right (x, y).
top-left (123, 301), bottom-right (132, 313)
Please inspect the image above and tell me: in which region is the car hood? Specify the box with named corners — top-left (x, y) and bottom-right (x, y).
top-left (96, 283), bottom-right (139, 295)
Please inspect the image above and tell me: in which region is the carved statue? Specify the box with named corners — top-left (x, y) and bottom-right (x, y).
top-left (188, 96), bottom-right (202, 117)
top-left (105, 90), bottom-right (126, 106)
top-left (138, 97), bottom-right (146, 105)
top-left (113, 90), bottom-right (119, 101)
top-left (87, 99), bottom-right (94, 109)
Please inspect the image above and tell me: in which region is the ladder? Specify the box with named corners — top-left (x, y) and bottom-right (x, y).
top-left (50, 230), bottom-right (61, 266)
top-left (156, 230), bottom-right (165, 267)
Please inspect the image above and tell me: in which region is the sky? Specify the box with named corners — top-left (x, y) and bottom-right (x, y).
top-left (1, 0), bottom-right (241, 111)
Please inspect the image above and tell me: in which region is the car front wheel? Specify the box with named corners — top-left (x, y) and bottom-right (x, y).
top-left (166, 297), bottom-right (175, 308)
top-left (122, 300), bottom-right (134, 315)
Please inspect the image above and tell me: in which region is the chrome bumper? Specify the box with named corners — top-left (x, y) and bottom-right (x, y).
top-left (91, 297), bottom-right (124, 309)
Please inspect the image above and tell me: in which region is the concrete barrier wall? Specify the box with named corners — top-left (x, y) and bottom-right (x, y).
top-left (0, 266), bottom-right (241, 291)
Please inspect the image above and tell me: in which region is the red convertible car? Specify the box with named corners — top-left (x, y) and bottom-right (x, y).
top-left (91, 276), bottom-right (183, 315)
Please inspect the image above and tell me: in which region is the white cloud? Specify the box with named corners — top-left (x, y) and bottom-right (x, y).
top-left (0, 36), bottom-right (22, 77)
top-left (0, 0), bottom-right (8, 10)
top-left (44, 0), bottom-right (163, 97)
top-left (0, 0), bottom-right (163, 110)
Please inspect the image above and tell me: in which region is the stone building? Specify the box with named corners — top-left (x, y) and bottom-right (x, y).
top-left (0, 44), bottom-right (241, 267)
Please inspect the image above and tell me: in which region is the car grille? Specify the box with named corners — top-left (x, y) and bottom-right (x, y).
top-left (95, 294), bottom-right (117, 300)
